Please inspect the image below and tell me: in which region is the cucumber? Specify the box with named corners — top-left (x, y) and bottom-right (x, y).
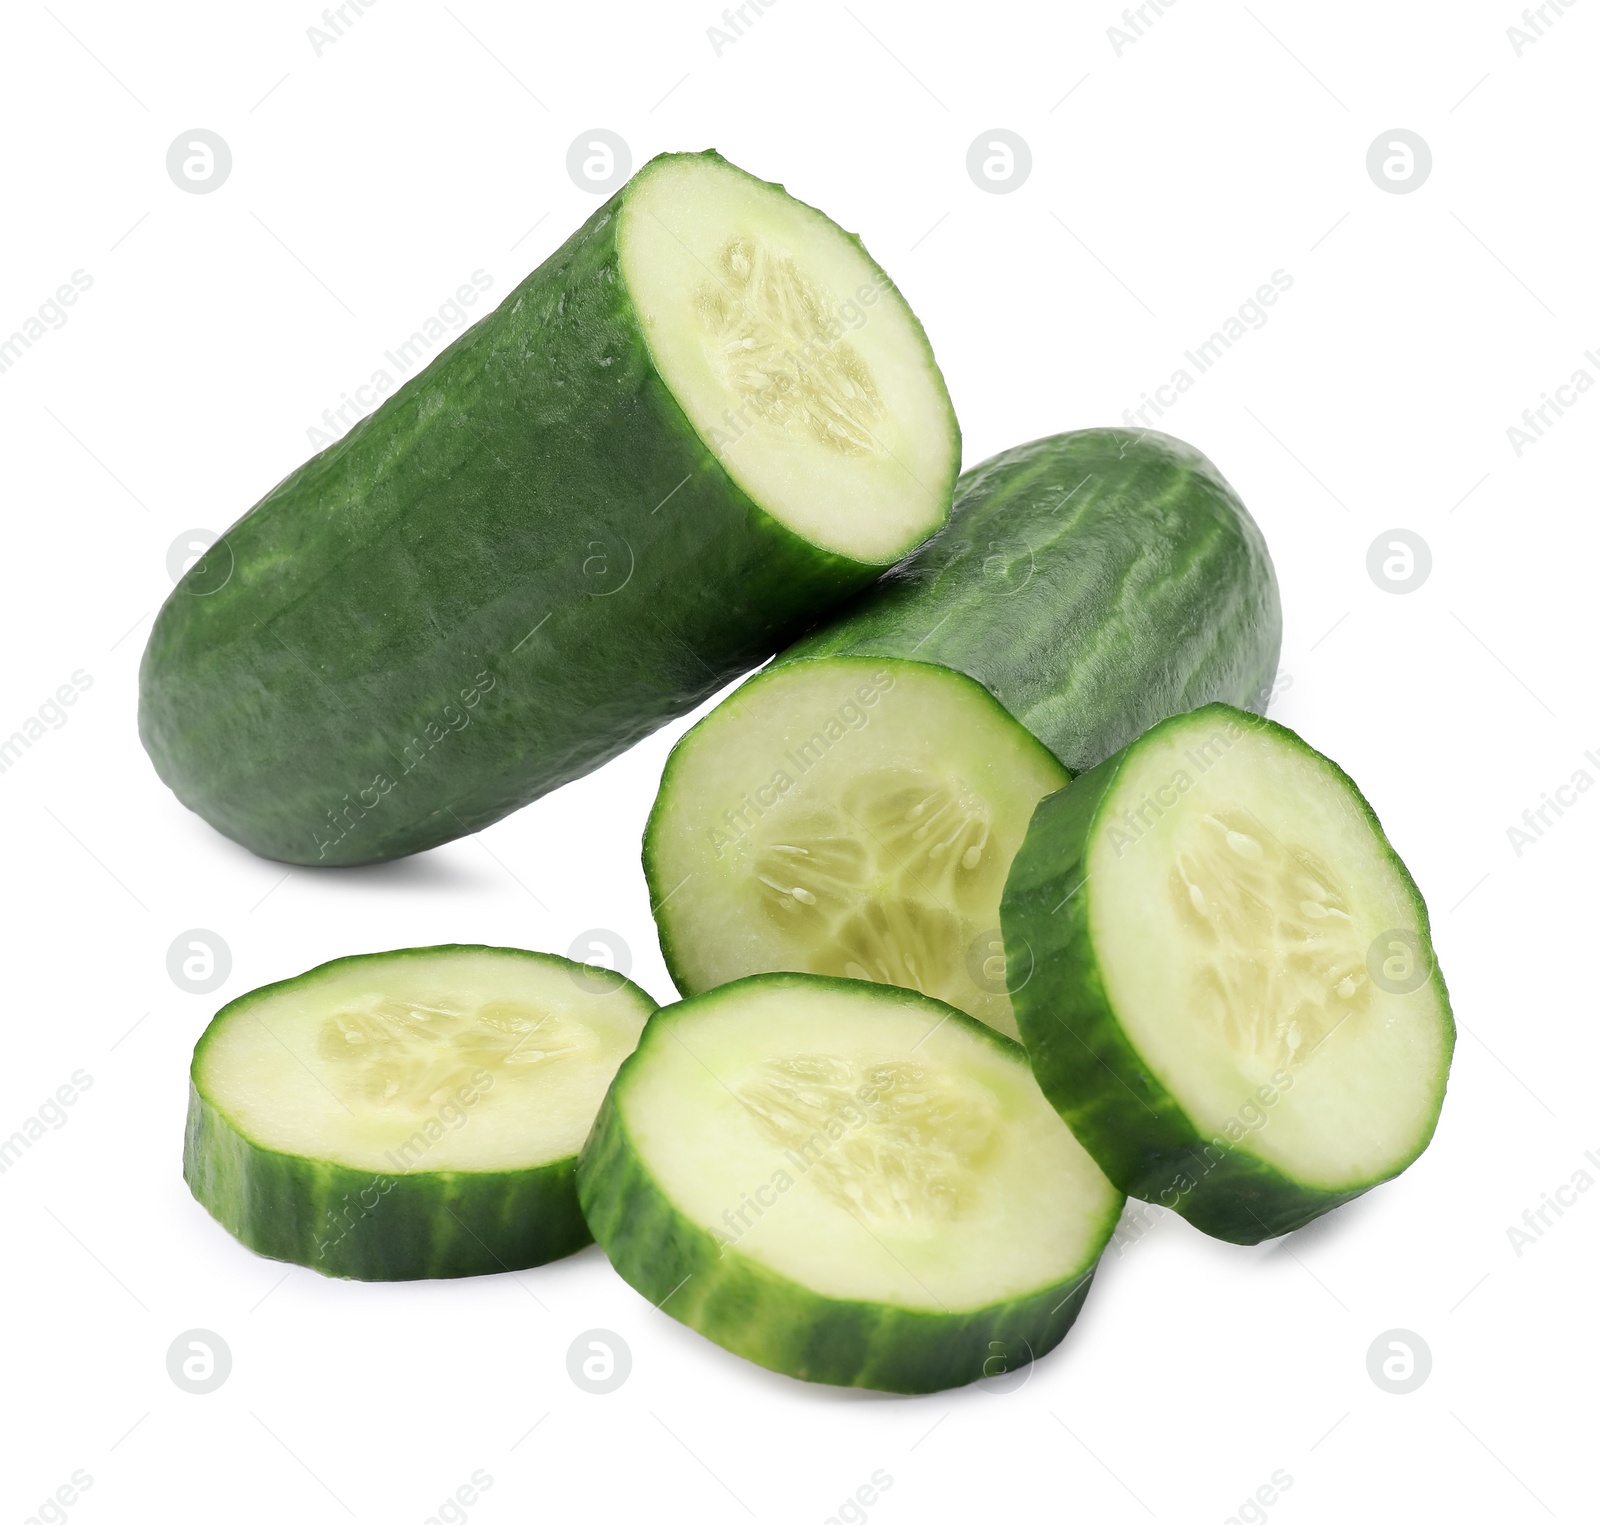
top-left (784, 428), bottom-right (1282, 771)
top-left (140, 150), bottom-right (959, 866)
top-left (644, 429), bottom-right (1279, 1035)
top-left (576, 974), bottom-right (1123, 1393)
top-left (184, 945), bottom-right (656, 1279)
top-left (1001, 704), bottom-right (1455, 1244)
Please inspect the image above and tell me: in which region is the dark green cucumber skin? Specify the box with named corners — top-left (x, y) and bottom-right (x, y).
top-left (577, 974), bottom-right (1117, 1394)
top-left (783, 429), bottom-right (1281, 774)
top-left (1000, 705), bottom-right (1454, 1245)
top-left (139, 150), bottom-right (955, 866)
top-left (184, 945), bottom-right (656, 1280)
top-left (184, 1088), bottom-right (590, 1280)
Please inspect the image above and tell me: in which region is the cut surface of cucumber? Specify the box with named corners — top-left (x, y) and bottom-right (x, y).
top-left (185, 946), bottom-right (656, 1279)
top-left (140, 150), bottom-right (958, 866)
top-left (621, 155), bottom-right (954, 563)
top-left (576, 974), bottom-right (1123, 1392)
top-left (644, 657), bottom-right (1069, 1037)
top-left (1002, 705), bottom-right (1454, 1243)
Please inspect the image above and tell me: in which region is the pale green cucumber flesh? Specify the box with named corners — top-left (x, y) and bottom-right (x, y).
top-left (576, 974), bottom-right (1123, 1392)
top-left (644, 657), bottom-right (1069, 1037)
top-left (185, 946), bottom-right (656, 1278)
top-left (1002, 705), bottom-right (1454, 1243)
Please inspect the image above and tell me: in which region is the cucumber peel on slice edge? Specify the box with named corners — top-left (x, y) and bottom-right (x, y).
top-left (644, 656), bottom-right (1070, 1039)
top-left (1002, 704), bottom-right (1455, 1245)
top-left (576, 973), bottom-right (1124, 1393)
top-left (184, 945), bottom-right (657, 1280)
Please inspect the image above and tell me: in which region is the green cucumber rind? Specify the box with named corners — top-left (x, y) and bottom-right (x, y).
top-left (184, 944), bottom-right (657, 1280)
top-left (184, 1087), bottom-right (589, 1280)
top-left (575, 973), bottom-right (1121, 1393)
top-left (1000, 705), bottom-right (1455, 1244)
top-left (140, 149), bottom-right (958, 866)
top-left (782, 429), bottom-right (1283, 773)
top-left (640, 656), bottom-right (1069, 1002)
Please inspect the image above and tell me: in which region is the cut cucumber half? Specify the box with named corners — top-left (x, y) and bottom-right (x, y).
top-left (184, 946), bottom-right (656, 1279)
top-left (576, 974), bottom-right (1124, 1393)
top-left (1001, 705), bottom-right (1454, 1244)
top-left (644, 657), bottom-right (1069, 1037)
top-left (140, 149), bottom-right (959, 865)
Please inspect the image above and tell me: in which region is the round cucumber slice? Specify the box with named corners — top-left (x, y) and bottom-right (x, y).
top-left (576, 974), bottom-right (1124, 1393)
top-left (1002, 705), bottom-right (1455, 1244)
top-left (644, 657), bottom-right (1070, 1037)
top-left (184, 946), bottom-right (656, 1279)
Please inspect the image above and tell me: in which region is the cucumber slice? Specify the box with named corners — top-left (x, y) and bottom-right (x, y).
top-left (184, 946), bottom-right (656, 1279)
top-left (1001, 705), bottom-right (1455, 1244)
top-left (644, 657), bottom-right (1069, 1038)
top-left (576, 974), bottom-right (1124, 1393)
top-left (140, 150), bottom-right (958, 865)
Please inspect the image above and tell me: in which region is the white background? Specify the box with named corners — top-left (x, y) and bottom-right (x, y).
top-left (1, 1), bottom-right (1594, 1521)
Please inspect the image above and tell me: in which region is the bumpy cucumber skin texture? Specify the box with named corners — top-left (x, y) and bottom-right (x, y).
top-left (1000, 705), bottom-right (1455, 1245)
top-left (576, 974), bottom-right (1121, 1393)
top-left (184, 946), bottom-right (657, 1280)
top-left (140, 150), bottom-right (957, 866)
top-left (784, 429), bottom-right (1282, 774)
